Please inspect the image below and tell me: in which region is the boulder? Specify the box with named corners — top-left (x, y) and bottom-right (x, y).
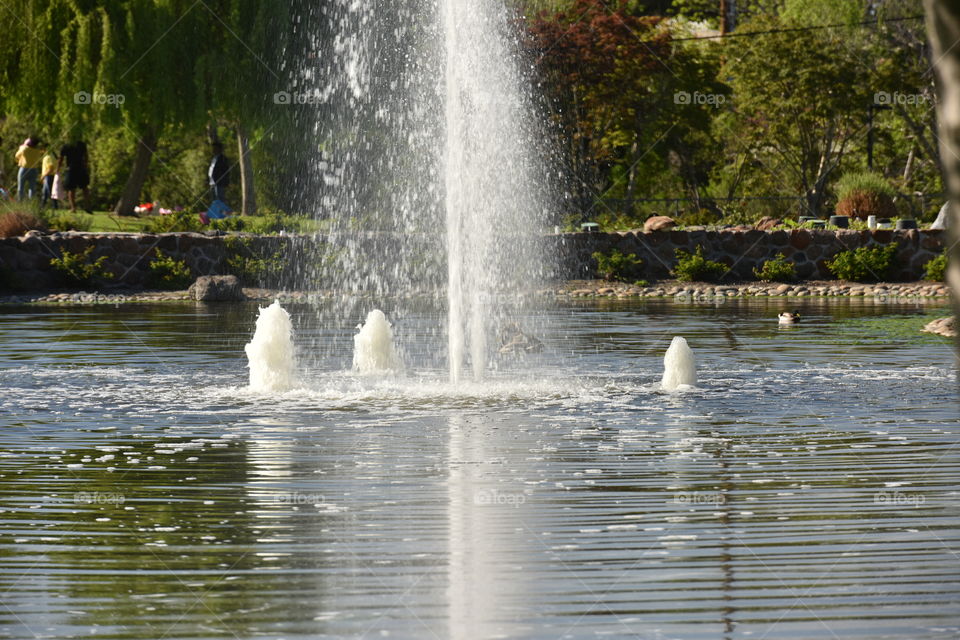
top-left (188, 275), bottom-right (245, 302)
top-left (644, 216), bottom-right (676, 232)
top-left (922, 316), bottom-right (956, 338)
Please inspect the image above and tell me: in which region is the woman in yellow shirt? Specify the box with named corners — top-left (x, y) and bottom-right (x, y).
top-left (14, 138), bottom-right (44, 201)
top-left (40, 150), bottom-right (59, 209)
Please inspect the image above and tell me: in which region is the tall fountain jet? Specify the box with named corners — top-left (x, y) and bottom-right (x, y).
top-left (441, 1), bottom-right (547, 382)
top-left (303, 0), bottom-right (550, 384)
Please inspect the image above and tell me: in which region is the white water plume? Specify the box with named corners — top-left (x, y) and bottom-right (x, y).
top-left (245, 301), bottom-right (296, 392)
top-left (661, 337), bottom-right (697, 391)
top-left (353, 309), bottom-right (403, 374)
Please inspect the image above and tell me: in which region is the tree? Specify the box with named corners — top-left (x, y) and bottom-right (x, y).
top-left (527, 0), bottom-right (675, 219)
top-left (719, 15), bottom-right (872, 216)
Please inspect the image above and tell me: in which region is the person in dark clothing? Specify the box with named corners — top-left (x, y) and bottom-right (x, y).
top-left (57, 140), bottom-right (92, 213)
top-left (208, 142), bottom-right (230, 205)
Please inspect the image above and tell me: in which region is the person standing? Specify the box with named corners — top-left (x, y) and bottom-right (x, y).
top-left (40, 149), bottom-right (59, 209)
top-left (208, 142), bottom-right (230, 205)
top-left (57, 139), bottom-right (92, 213)
top-left (14, 137), bottom-right (44, 200)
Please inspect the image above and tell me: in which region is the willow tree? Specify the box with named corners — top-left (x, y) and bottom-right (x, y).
top-left (0, 0), bottom-right (207, 215)
top-left (197, 0), bottom-right (296, 215)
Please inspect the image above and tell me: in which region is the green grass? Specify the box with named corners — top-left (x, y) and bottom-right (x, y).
top-left (41, 210), bottom-right (326, 234)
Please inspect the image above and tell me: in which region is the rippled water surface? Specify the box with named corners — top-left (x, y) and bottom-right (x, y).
top-left (1, 299), bottom-right (957, 640)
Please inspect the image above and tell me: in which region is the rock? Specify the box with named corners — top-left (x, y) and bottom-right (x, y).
top-left (644, 216), bottom-right (676, 233)
top-left (922, 316), bottom-right (957, 338)
top-left (755, 216), bottom-right (782, 231)
top-left (188, 275), bottom-right (245, 302)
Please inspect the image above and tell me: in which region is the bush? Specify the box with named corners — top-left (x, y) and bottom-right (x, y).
top-left (0, 211), bottom-right (45, 238)
top-left (145, 210), bottom-right (205, 233)
top-left (210, 216), bottom-right (245, 232)
top-left (49, 247), bottom-right (114, 288)
top-left (42, 211), bottom-right (92, 232)
top-left (923, 251), bottom-right (947, 282)
top-left (245, 212), bottom-right (310, 235)
top-left (753, 253), bottom-right (797, 282)
top-left (146, 250), bottom-right (194, 290)
top-left (835, 171), bottom-right (897, 220)
top-left (835, 171), bottom-right (896, 201)
top-left (675, 208), bottom-right (721, 227)
top-left (592, 249), bottom-right (643, 281)
top-left (223, 237), bottom-right (285, 286)
top-left (672, 246), bottom-right (728, 282)
top-left (826, 243), bottom-right (899, 282)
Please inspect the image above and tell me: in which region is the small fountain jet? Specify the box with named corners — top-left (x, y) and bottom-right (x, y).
top-left (661, 336), bottom-right (697, 390)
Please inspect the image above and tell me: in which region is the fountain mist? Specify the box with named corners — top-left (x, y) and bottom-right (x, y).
top-left (297, 0), bottom-right (551, 382)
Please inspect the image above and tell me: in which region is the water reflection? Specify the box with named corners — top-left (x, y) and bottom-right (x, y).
top-left (0, 299), bottom-right (957, 639)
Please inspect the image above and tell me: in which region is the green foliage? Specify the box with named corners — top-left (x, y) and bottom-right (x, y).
top-left (835, 171), bottom-right (896, 201)
top-left (40, 211), bottom-right (93, 232)
top-left (223, 237), bottom-right (285, 287)
top-left (826, 243), bottom-right (899, 282)
top-left (244, 212), bottom-right (312, 235)
top-left (49, 247), bottom-right (113, 288)
top-left (146, 251), bottom-right (193, 290)
top-left (923, 251), bottom-right (947, 282)
top-left (671, 246), bottom-right (728, 282)
top-left (592, 249), bottom-right (643, 282)
top-left (145, 211), bottom-right (205, 233)
top-left (753, 253), bottom-right (797, 282)
top-left (210, 217), bottom-right (245, 232)
top-left (676, 208), bottom-right (721, 227)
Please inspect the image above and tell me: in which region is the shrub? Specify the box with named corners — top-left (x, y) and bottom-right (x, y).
top-left (42, 211), bottom-right (92, 232)
top-left (923, 251), bottom-right (947, 282)
top-left (592, 249), bottom-right (643, 281)
top-left (826, 243), bottom-right (899, 282)
top-left (210, 216), bottom-right (245, 232)
top-left (223, 237), bottom-right (285, 286)
top-left (49, 247), bottom-right (114, 288)
top-left (676, 208), bottom-right (721, 227)
top-left (145, 210), bottom-right (205, 233)
top-left (835, 171), bottom-right (897, 220)
top-left (835, 171), bottom-right (896, 201)
top-left (672, 246), bottom-right (728, 282)
top-left (0, 211), bottom-right (45, 238)
top-left (245, 212), bottom-right (310, 235)
top-left (753, 253), bottom-right (797, 282)
top-left (146, 250), bottom-right (194, 290)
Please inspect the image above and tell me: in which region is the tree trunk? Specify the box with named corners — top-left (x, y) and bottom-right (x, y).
top-left (236, 124), bottom-right (257, 215)
top-left (923, 0), bottom-right (960, 357)
top-left (114, 129), bottom-right (157, 217)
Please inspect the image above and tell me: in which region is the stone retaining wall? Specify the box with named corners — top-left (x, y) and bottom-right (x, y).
top-left (550, 228), bottom-right (946, 281)
top-left (0, 228), bottom-right (947, 291)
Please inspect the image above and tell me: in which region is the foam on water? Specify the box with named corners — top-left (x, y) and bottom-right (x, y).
top-left (353, 310), bottom-right (403, 375)
top-left (245, 301), bottom-right (296, 392)
top-left (661, 336), bottom-right (697, 391)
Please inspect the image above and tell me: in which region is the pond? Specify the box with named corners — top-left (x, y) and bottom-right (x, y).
top-left (0, 298), bottom-right (957, 639)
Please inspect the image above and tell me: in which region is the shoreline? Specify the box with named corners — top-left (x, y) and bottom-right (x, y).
top-left (1, 279), bottom-right (951, 306)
